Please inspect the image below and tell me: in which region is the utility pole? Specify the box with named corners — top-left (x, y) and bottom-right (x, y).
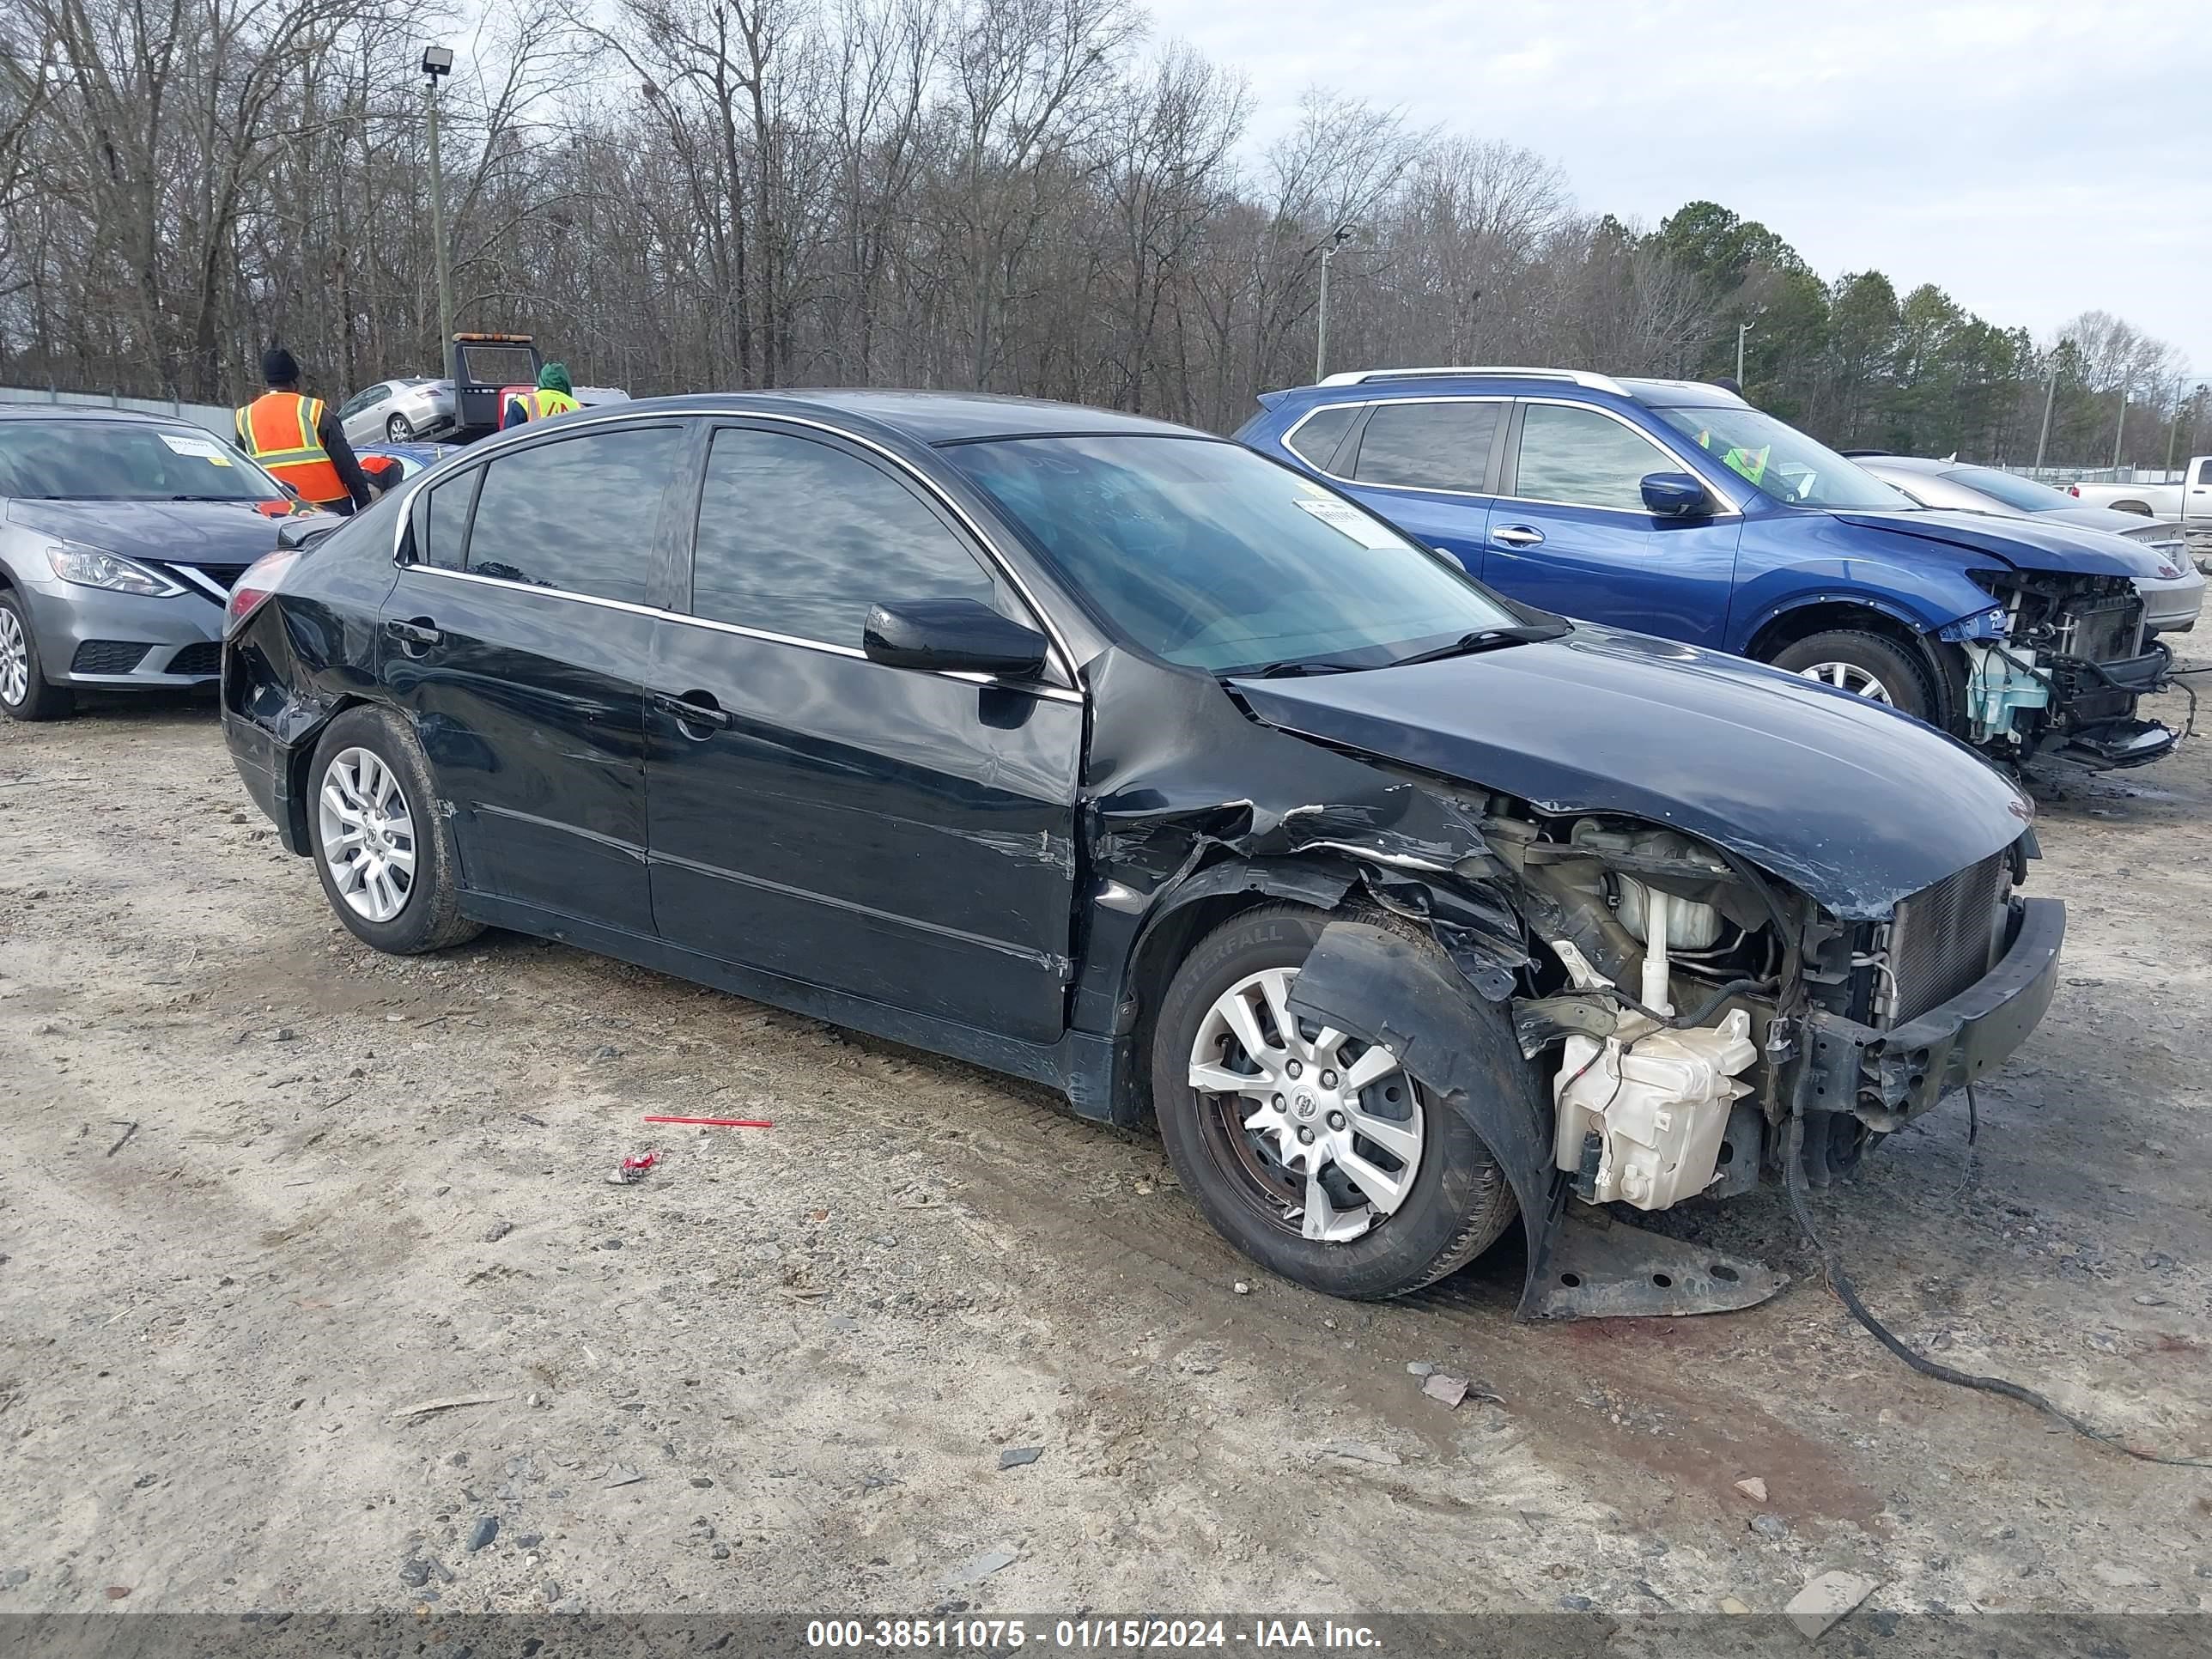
top-left (2166, 372), bottom-right (2188, 470)
top-left (1735, 321), bottom-right (1752, 386)
top-left (2111, 373), bottom-right (2130, 471)
top-left (1314, 223), bottom-right (1352, 381)
top-left (422, 46), bottom-right (458, 375)
top-left (2033, 362), bottom-right (2058, 469)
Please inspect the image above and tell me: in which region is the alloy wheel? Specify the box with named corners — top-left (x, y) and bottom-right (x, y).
top-left (386, 413), bottom-right (413, 441)
top-left (0, 606), bottom-right (27, 706)
top-left (318, 746), bottom-right (417, 923)
top-left (1797, 660), bottom-right (1893, 702)
top-left (1187, 967), bottom-right (1424, 1243)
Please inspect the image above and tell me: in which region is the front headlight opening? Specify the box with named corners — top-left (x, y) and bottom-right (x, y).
top-left (46, 543), bottom-right (184, 598)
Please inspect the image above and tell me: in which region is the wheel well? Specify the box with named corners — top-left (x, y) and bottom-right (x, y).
top-left (281, 693), bottom-right (368, 850)
top-left (1746, 602), bottom-right (1960, 729)
top-left (2109, 501), bottom-right (2154, 517)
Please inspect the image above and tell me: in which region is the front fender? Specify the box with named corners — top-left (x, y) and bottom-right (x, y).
top-left (1730, 518), bottom-right (2002, 649)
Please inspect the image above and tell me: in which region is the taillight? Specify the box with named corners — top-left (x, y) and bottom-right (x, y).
top-left (226, 548), bottom-right (299, 634)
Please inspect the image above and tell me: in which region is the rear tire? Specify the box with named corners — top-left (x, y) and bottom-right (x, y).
top-left (1151, 904), bottom-right (1518, 1300)
top-left (307, 705), bottom-right (481, 955)
top-left (386, 413), bottom-right (415, 441)
top-left (1768, 629), bottom-right (1937, 725)
top-left (0, 590), bottom-right (74, 722)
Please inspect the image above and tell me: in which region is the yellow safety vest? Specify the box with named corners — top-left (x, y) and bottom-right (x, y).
top-left (514, 388), bottom-right (580, 422)
top-left (236, 392), bottom-right (344, 505)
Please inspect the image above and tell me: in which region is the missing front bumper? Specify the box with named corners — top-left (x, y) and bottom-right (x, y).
top-left (1802, 896), bottom-right (2064, 1132)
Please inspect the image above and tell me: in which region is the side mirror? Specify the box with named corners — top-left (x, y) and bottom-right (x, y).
top-left (863, 597), bottom-right (1048, 678)
top-left (1641, 471), bottom-right (1712, 519)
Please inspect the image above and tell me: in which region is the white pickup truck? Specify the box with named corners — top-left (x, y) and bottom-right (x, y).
top-left (2066, 454), bottom-right (2212, 530)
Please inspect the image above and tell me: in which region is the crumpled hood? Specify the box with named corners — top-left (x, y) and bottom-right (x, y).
top-left (1832, 507), bottom-right (2158, 578)
top-left (1231, 626), bottom-right (2031, 919)
top-left (6, 498), bottom-right (288, 568)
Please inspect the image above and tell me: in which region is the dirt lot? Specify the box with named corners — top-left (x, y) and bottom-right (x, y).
top-left (2, 676), bottom-right (2209, 1623)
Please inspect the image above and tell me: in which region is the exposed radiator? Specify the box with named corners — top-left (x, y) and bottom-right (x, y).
top-left (1885, 853), bottom-right (2009, 1024)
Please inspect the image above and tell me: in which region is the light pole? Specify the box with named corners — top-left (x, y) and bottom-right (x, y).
top-left (2033, 362), bottom-right (2059, 470)
top-left (421, 46), bottom-right (457, 376)
top-left (1315, 222), bottom-right (1353, 382)
top-left (1735, 321), bottom-right (1752, 387)
top-left (2111, 372), bottom-right (2130, 471)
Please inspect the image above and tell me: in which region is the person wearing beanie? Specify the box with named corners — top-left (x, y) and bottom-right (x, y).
top-left (504, 362), bottom-right (581, 428)
top-left (234, 346), bottom-right (376, 514)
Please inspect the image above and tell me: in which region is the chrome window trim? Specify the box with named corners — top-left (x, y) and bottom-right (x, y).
top-left (390, 403), bottom-right (1085, 691)
top-left (1279, 395), bottom-right (1511, 501)
top-left (403, 562), bottom-right (1082, 705)
top-left (1500, 396), bottom-right (1745, 519)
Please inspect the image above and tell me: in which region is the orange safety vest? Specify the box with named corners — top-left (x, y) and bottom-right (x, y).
top-left (511, 387), bottom-right (580, 423)
top-left (235, 392), bottom-right (344, 506)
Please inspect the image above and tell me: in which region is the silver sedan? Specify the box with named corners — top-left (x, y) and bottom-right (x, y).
top-left (336, 377), bottom-right (456, 445)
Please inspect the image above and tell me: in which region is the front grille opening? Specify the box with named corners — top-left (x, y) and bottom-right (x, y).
top-left (70, 640), bottom-right (151, 674)
top-left (1884, 853), bottom-right (2009, 1024)
top-left (165, 641), bottom-right (222, 676)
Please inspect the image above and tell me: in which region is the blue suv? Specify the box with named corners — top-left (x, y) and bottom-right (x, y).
top-left (1238, 368), bottom-right (2178, 769)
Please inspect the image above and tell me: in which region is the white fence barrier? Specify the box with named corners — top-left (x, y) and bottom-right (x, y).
top-left (0, 385), bottom-right (234, 437)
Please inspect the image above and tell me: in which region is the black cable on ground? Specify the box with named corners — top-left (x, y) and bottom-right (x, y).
top-left (1782, 1088), bottom-right (2212, 1470)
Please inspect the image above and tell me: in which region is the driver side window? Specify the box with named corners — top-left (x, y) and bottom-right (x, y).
top-left (1511, 404), bottom-right (1675, 514)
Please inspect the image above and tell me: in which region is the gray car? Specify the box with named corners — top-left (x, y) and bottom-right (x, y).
top-left (337, 376), bottom-right (456, 445)
top-left (1856, 453), bottom-right (2203, 634)
top-left (0, 407), bottom-right (296, 720)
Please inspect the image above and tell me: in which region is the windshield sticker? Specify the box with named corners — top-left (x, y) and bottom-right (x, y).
top-left (1294, 496), bottom-right (1401, 549)
top-left (161, 432), bottom-right (234, 465)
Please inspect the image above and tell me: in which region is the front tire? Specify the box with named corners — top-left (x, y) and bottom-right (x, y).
top-left (307, 706), bottom-right (481, 955)
top-left (1768, 629), bottom-right (1937, 725)
top-left (1152, 904), bottom-right (1518, 1299)
top-left (0, 590), bottom-right (74, 721)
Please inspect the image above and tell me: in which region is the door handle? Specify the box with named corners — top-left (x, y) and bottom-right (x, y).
top-left (653, 690), bottom-right (735, 735)
top-left (1490, 525), bottom-right (1545, 548)
top-left (386, 617), bottom-right (442, 648)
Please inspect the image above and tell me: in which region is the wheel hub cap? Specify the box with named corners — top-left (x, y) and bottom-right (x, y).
top-left (1188, 967), bottom-right (1424, 1243)
top-left (317, 746), bottom-right (417, 923)
top-left (0, 609), bottom-right (28, 706)
top-left (1798, 661), bottom-right (1893, 703)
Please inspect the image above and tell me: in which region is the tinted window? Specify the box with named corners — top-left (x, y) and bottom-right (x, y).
top-left (1285, 405), bottom-right (1357, 470)
top-left (2197, 459), bottom-right (2212, 485)
top-left (690, 427), bottom-right (998, 645)
top-left (1353, 401), bottom-right (1499, 491)
top-left (1514, 404), bottom-right (1671, 511)
top-left (420, 469), bottom-right (478, 568)
top-left (463, 426), bottom-right (680, 602)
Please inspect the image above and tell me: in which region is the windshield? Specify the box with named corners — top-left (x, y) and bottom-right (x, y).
top-left (943, 435), bottom-right (1522, 673)
top-left (1653, 406), bottom-right (1912, 511)
top-left (0, 421), bottom-right (284, 502)
top-left (1944, 465), bottom-right (2077, 513)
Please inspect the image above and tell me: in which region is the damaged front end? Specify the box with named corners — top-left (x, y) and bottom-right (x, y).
top-left (1950, 570), bottom-right (2179, 769)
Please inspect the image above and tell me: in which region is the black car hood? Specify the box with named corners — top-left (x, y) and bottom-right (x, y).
top-left (5, 497), bottom-right (288, 568)
top-left (1231, 626), bottom-right (2031, 919)
top-left (1832, 507), bottom-right (2155, 578)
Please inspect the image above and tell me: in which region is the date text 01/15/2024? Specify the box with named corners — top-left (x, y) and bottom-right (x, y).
top-left (804, 1620), bottom-right (1382, 1649)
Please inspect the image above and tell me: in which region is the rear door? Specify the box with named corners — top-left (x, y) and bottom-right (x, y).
top-left (1295, 397), bottom-right (1508, 575)
top-left (1484, 398), bottom-right (1743, 646)
top-left (338, 384), bottom-right (389, 447)
top-left (646, 419), bottom-right (1082, 1042)
top-left (383, 419), bottom-right (688, 936)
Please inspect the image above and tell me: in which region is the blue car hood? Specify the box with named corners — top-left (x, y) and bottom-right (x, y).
top-left (1232, 626), bottom-right (2030, 919)
top-left (1832, 507), bottom-right (2157, 578)
top-left (6, 497), bottom-right (289, 568)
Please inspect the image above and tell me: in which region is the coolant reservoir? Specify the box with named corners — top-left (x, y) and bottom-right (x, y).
top-left (1568, 822), bottom-right (1726, 949)
top-left (1553, 1010), bottom-right (1759, 1210)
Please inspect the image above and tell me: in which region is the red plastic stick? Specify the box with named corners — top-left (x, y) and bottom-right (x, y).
top-left (641, 1115), bottom-right (774, 1129)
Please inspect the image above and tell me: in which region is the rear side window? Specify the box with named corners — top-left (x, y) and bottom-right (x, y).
top-left (1512, 404), bottom-right (1670, 512)
top-left (463, 426), bottom-right (682, 603)
top-left (2198, 459), bottom-right (2212, 485)
top-left (689, 427), bottom-right (1000, 647)
top-left (419, 470), bottom-right (478, 568)
top-left (1352, 401), bottom-right (1499, 491)
top-left (1285, 405), bottom-right (1358, 470)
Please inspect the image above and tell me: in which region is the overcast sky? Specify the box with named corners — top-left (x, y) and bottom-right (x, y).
top-left (1144, 0), bottom-right (2212, 379)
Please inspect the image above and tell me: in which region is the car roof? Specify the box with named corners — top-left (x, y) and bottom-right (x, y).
top-left (609, 389), bottom-right (1204, 446)
top-left (1267, 368), bottom-right (1752, 411)
top-left (1855, 455), bottom-right (1951, 474)
top-left (0, 404), bottom-right (198, 426)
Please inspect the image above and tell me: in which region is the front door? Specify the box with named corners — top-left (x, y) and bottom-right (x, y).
top-left (381, 420), bottom-right (688, 936)
top-left (1481, 399), bottom-right (1743, 647)
top-left (646, 420), bottom-right (1082, 1042)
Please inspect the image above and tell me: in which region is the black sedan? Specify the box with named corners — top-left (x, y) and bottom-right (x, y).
top-left (222, 392), bottom-right (2063, 1309)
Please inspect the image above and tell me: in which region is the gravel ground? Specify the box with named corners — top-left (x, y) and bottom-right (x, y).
top-left (1, 676), bottom-right (2209, 1622)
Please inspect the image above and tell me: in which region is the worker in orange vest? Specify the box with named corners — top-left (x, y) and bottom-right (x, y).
top-left (234, 348), bottom-right (375, 515)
